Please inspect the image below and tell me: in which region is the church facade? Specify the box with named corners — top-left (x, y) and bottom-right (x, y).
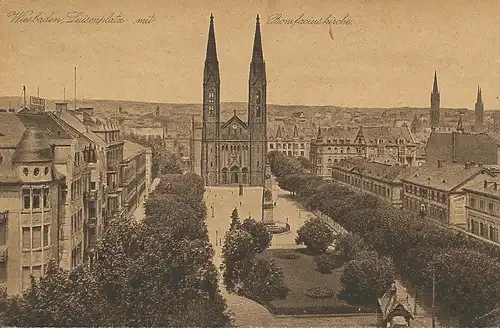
top-left (200, 15), bottom-right (268, 187)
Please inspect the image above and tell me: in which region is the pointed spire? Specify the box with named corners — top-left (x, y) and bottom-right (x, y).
top-left (317, 125), bottom-right (322, 138)
top-left (433, 71), bottom-right (439, 94)
top-left (477, 85), bottom-right (482, 103)
top-left (293, 124), bottom-right (299, 138)
top-left (206, 14), bottom-right (218, 62)
top-left (251, 14), bottom-right (264, 62)
top-left (276, 125), bottom-right (283, 138)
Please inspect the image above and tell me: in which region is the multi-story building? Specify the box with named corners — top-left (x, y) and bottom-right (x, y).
top-left (310, 126), bottom-right (361, 177)
top-left (268, 124), bottom-right (312, 158)
top-left (401, 161), bottom-right (495, 229)
top-left (310, 125), bottom-right (417, 179)
top-left (464, 178), bottom-right (500, 245)
top-left (0, 109), bottom-right (97, 294)
top-left (121, 141), bottom-right (148, 218)
top-left (331, 158), bottom-right (416, 208)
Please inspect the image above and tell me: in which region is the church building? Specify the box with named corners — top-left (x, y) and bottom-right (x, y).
top-left (200, 15), bottom-right (268, 186)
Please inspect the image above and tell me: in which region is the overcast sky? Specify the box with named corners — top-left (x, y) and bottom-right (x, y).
top-left (1, 0), bottom-right (500, 108)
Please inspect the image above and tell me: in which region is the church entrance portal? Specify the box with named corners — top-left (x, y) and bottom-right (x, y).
top-left (230, 166), bottom-right (239, 184)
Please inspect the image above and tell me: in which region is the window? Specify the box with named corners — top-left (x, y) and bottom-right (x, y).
top-left (480, 200), bottom-right (485, 211)
top-left (32, 189), bottom-right (40, 209)
top-left (0, 222), bottom-right (5, 246)
top-left (23, 168), bottom-right (29, 176)
top-left (22, 227), bottom-right (30, 249)
top-left (32, 266), bottom-right (42, 281)
top-left (270, 144), bottom-right (274, 149)
top-left (32, 227), bottom-right (41, 249)
top-left (33, 167), bottom-right (40, 176)
top-left (43, 188), bottom-right (49, 208)
top-left (91, 182), bottom-right (96, 190)
top-left (23, 189), bottom-right (30, 210)
top-left (488, 202), bottom-right (494, 214)
top-left (44, 167), bottom-right (49, 175)
top-left (43, 225), bottom-right (49, 247)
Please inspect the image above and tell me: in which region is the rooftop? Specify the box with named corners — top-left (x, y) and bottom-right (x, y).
top-left (123, 140), bottom-right (146, 160)
top-left (401, 162), bottom-right (493, 191)
top-left (332, 157), bottom-right (414, 183)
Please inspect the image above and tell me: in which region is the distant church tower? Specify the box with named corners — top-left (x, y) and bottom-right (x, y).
top-left (430, 71), bottom-right (440, 130)
top-left (200, 15), bottom-right (268, 187)
top-left (475, 86), bottom-right (484, 132)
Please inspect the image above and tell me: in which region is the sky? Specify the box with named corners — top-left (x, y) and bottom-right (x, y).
top-left (1, 0), bottom-right (500, 108)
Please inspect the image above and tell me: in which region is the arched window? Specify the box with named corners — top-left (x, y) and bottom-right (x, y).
top-left (255, 91), bottom-right (261, 117)
top-left (208, 89), bottom-right (215, 116)
top-left (242, 167), bottom-right (249, 184)
top-left (221, 168), bottom-right (228, 184)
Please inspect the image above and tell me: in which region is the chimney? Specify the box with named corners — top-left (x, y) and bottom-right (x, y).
top-left (495, 182), bottom-right (498, 191)
top-left (484, 180), bottom-right (488, 188)
top-left (465, 162), bottom-right (470, 169)
top-left (55, 102), bottom-right (68, 117)
top-left (437, 160), bottom-right (442, 168)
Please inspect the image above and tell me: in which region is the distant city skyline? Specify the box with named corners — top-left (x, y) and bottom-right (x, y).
top-left (1, 0), bottom-right (500, 108)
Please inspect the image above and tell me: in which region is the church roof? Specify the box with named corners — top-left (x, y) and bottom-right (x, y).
top-left (221, 112), bottom-right (248, 130)
top-left (13, 127), bottom-right (53, 163)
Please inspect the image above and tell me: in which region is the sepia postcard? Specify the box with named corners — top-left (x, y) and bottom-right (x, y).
top-left (0, 0), bottom-right (499, 327)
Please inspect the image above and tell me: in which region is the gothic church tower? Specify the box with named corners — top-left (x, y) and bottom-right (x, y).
top-left (248, 15), bottom-right (267, 186)
top-left (475, 86), bottom-right (484, 132)
top-left (430, 71), bottom-right (440, 130)
top-left (201, 14), bottom-right (221, 185)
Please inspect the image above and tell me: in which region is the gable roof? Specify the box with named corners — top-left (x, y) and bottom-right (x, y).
top-left (360, 126), bottom-right (415, 144)
top-left (401, 162), bottom-right (495, 192)
top-left (221, 113), bottom-right (248, 130)
top-left (316, 126), bottom-right (359, 140)
top-left (123, 140), bottom-right (146, 161)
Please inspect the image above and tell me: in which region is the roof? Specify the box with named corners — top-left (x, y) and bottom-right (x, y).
top-left (123, 140), bottom-right (146, 160)
top-left (13, 127), bottom-right (53, 163)
top-left (57, 110), bottom-right (107, 147)
top-left (317, 126), bottom-right (359, 140)
top-left (220, 113), bottom-right (248, 130)
top-left (401, 162), bottom-right (494, 191)
top-left (269, 123), bottom-right (312, 140)
top-left (463, 175), bottom-right (500, 199)
top-left (332, 157), bottom-right (413, 183)
top-left (359, 126), bottom-right (415, 145)
top-left (426, 131), bottom-right (500, 165)
top-left (16, 112), bottom-right (72, 140)
top-left (0, 149), bottom-right (21, 182)
top-left (0, 112), bottom-right (26, 147)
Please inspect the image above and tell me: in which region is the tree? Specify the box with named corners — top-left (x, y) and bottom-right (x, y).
top-left (220, 229), bottom-right (255, 292)
top-left (297, 156), bottom-right (312, 171)
top-left (334, 233), bottom-right (370, 262)
top-left (340, 254), bottom-right (395, 305)
top-left (230, 208), bottom-right (241, 230)
top-left (240, 218), bottom-right (272, 253)
top-left (240, 258), bottom-right (288, 301)
top-left (314, 252), bottom-right (338, 273)
top-left (295, 217), bottom-right (335, 254)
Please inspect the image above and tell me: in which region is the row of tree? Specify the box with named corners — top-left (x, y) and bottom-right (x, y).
top-left (123, 133), bottom-right (183, 177)
top-left (221, 209), bottom-right (288, 301)
top-left (2, 173), bottom-right (232, 327)
top-left (268, 151), bottom-right (500, 324)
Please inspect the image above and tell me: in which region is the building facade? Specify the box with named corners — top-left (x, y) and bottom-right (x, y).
top-left (330, 158), bottom-right (413, 208)
top-left (401, 161), bottom-right (495, 229)
top-left (200, 15), bottom-right (268, 186)
top-left (464, 178), bottom-right (500, 245)
top-left (268, 124), bottom-right (312, 159)
top-left (0, 110), bottom-right (97, 294)
top-left (310, 125), bottom-right (417, 179)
